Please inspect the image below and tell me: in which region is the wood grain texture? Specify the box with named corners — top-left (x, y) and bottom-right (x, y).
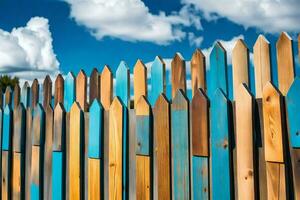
top-left (89, 68), bottom-right (100, 103)
top-left (13, 104), bottom-right (25, 153)
top-left (25, 108), bottom-right (32, 200)
top-left (21, 82), bottom-right (30, 108)
top-left (150, 56), bottom-right (165, 106)
top-left (30, 146), bottom-right (43, 200)
top-left (171, 89), bottom-right (190, 200)
top-left (290, 149), bottom-right (300, 199)
top-left (277, 32), bottom-right (295, 95)
top-left (88, 158), bottom-right (101, 200)
top-left (63, 72), bottom-right (75, 112)
top-left (4, 86), bottom-right (12, 106)
top-left (262, 82), bottom-right (284, 162)
top-left (191, 156), bottom-right (209, 200)
top-left (14, 84), bottom-right (20, 107)
top-left (116, 61), bottom-right (130, 107)
top-left (253, 35), bottom-right (271, 98)
top-left (191, 88), bottom-right (209, 156)
top-left (103, 110), bottom-right (110, 200)
top-left (76, 70), bottom-right (88, 111)
top-left (32, 104), bottom-right (45, 146)
top-left (133, 59), bottom-right (147, 108)
top-left (153, 94), bottom-right (171, 200)
top-left (101, 65), bottom-right (113, 110)
top-left (43, 75), bottom-right (52, 108)
top-left (12, 152), bottom-right (24, 200)
top-left (235, 83), bottom-right (255, 199)
top-left (54, 74), bottom-right (64, 106)
top-left (171, 53), bottom-right (186, 98)
top-left (208, 42), bottom-right (228, 98)
top-left (2, 151), bottom-right (11, 200)
top-left (53, 103), bottom-right (65, 151)
top-left (191, 49), bottom-right (206, 95)
top-left (210, 88), bottom-right (232, 199)
top-left (136, 155), bottom-right (151, 200)
top-left (108, 97), bottom-right (124, 200)
top-left (128, 109), bottom-right (137, 200)
top-left (232, 39), bottom-right (249, 100)
top-left (266, 162), bottom-right (287, 200)
top-left (67, 102), bottom-right (83, 200)
top-left (31, 79), bottom-right (39, 107)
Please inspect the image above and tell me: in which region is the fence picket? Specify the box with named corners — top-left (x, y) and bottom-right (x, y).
top-left (171, 53), bottom-right (186, 98)
top-left (54, 74), bottom-right (64, 106)
top-left (150, 56), bottom-right (165, 106)
top-left (101, 65), bottom-right (113, 110)
top-left (90, 68), bottom-right (100, 103)
top-left (14, 84), bottom-right (20, 107)
top-left (116, 61), bottom-right (130, 107)
top-left (25, 107), bottom-right (32, 199)
top-left (76, 70), bottom-right (88, 111)
top-left (43, 75), bottom-right (52, 108)
top-left (31, 79), bottom-right (39, 108)
top-left (4, 86), bottom-right (12, 107)
top-left (64, 72), bottom-right (76, 112)
top-left (133, 59), bottom-right (147, 108)
top-left (191, 49), bottom-right (206, 95)
top-left (21, 82), bottom-right (30, 108)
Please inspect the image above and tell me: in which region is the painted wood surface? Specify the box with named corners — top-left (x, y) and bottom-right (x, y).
top-left (64, 72), bottom-right (76, 112)
top-left (101, 65), bottom-right (113, 110)
top-left (90, 68), bottom-right (100, 103)
top-left (43, 75), bottom-right (52, 108)
top-left (133, 59), bottom-right (147, 107)
top-left (2, 105), bottom-right (12, 151)
top-left (128, 109), bottom-right (137, 200)
top-left (116, 61), bottom-right (130, 107)
top-left (191, 156), bottom-right (209, 200)
top-left (153, 94), bottom-right (171, 200)
top-left (210, 88), bottom-right (232, 200)
top-left (4, 86), bottom-right (12, 107)
top-left (235, 84), bottom-right (255, 199)
top-left (31, 79), bottom-right (39, 107)
top-left (150, 56), bottom-right (165, 106)
top-left (53, 103), bottom-right (66, 151)
top-left (14, 84), bottom-right (20, 107)
top-left (32, 104), bottom-right (45, 146)
top-left (208, 42), bottom-right (228, 98)
top-left (21, 82), bottom-right (30, 108)
top-left (253, 35), bottom-right (271, 98)
top-left (191, 49), bottom-right (206, 95)
top-left (76, 70), bottom-right (88, 111)
top-left (55, 74), bottom-right (64, 106)
top-left (171, 89), bottom-right (190, 200)
top-left (103, 110), bottom-right (110, 200)
top-left (232, 39), bottom-right (249, 100)
top-left (25, 108), bottom-right (32, 200)
top-left (171, 53), bottom-right (186, 98)
top-left (276, 32), bottom-right (295, 95)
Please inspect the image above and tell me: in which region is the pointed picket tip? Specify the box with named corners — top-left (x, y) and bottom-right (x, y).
top-left (66, 71), bottom-right (75, 80)
top-left (55, 102), bottom-right (65, 114)
top-left (134, 59), bottom-right (146, 71)
top-left (153, 56), bottom-right (165, 66)
top-left (53, 102), bottom-right (65, 151)
top-left (4, 103), bottom-right (12, 114)
top-left (287, 77), bottom-right (300, 100)
top-left (33, 103), bottom-right (44, 115)
top-left (212, 41), bottom-right (226, 54)
top-left (70, 101), bottom-right (82, 113)
top-left (277, 32), bottom-right (292, 47)
top-left (32, 78), bottom-right (39, 87)
top-left (110, 96), bottom-right (123, 109)
top-left (90, 99), bottom-right (103, 112)
top-left (55, 74), bottom-right (64, 84)
top-left (212, 88), bottom-right (228, 103)
top-left (117, 61), bottom-right (129, 73)
top-left (263, 82), bottom-right (281, 100)
top-left (14, 84), bottom-right (20, 105)
top-left (172, 89), bottom-right (189, 110)
top-left (23, 81), bottom-right (30, 89)
top-left (77, 69), bottom-right (86, 77)
top-left (154, 93), bottom-right (169, 108)
top-left (5, 86), bottom-right (12, 105)
top-left (192, 88), bottom-right (208, 103)
top-left (136, 95), bottom-right (151, 116)
top-left (172, 52), bottom-right (184, 63)
top-left (102, 64), bottom-right (112, 74)
top-left (233, 39), bottom-right (249, 53)
top-left (236, 83), bottom-right (253, 104)
top-left (254, 34), bottom-right (270, 49)
top-left (45, 103), bottom-right (53, 114)
top-left (192, 48), bottom-right (205, 59)
top-left (44, 75), bottom-right (52, 85)
top-left (5, 86), bottom-right (12, 95)
top-left (14, 84), bottom-right (20, 93)
top-left (90, 68), bottom-right (99, 77)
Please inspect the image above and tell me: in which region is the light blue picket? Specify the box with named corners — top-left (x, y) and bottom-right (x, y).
top-left (21, 82), bottom-right (30, 108)
top-left (88, 99), bottom-right (103, 159)
top-left (2, 104), bottom-right (12, 151)
top-left (64, 72), bottom-right (76, 112)
top-left (171, 89), bottom-right (190, 200)
top-left (286, 77), bottom-right (300, 147)
top-left (192, 156), bottom-right (209, 200)
top-left (150, 56), bottom-right (166, 106)
top-left (52, 151), bottom-right (64, 200)
top-left (208, 42), bottom-right (228, 98)
top-left (116, 61), bottom-right (130, 107)
top-left (210, 88), bottom-right (232, 200)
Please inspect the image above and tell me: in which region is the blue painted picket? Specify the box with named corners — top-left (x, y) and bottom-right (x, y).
top-left (64, 72), bottom-right (76, 112)
top-left (208, 42), bottom-right (228, 98)
top-left (116, 61), bottom-right (130, 107)
top-left (21, 82), bottom-right (30, 108)
top-left (88, 99), bottom-right (103, 159)
top-left (192, 156), bottom-right (209, 200)
top-left (210, 88), bottom-right (232, 200)
top-left (171, 89), bottom-right (190, 200)
top-left (150, 56), bottom-right (165, 106)
top-left (2, 104), bottom-right (12, 151)
top-left (286, 77), bottom-right (300, 147)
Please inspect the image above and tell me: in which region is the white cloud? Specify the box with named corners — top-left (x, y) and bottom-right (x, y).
top-left (182, 0), bottom-right (300, 33)
top-left (0, 17), bottom-right (60, 84)
top-left (188, 32), bottom-right (203, 46)
top-left (63, 0), bottom-right (202, 45)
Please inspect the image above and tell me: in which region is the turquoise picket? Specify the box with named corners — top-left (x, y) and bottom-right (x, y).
top-left (210, 88), bottom-right (232, 200)
top-left (150, 56), bottom-right (165, 106)
top-left (64, 72), bottom-right (76, 112)
top-left (2, 104), bottom-right (12, 151)
top-left (192, 156), bottom-right (209, 200)
top-left (208, 42), bottom-right (228, 98)
top-left (88, 99), bottom-right (103, 158)
top-left (171, 89), bottom-right (190, 200)
top-left (116, 61), bottom-right (130, 107)
top-left (286, 77), bottom-right (300, 147)
top-left (21, 82), bottom-right (30, 108)
top-left (136, 104), bottom-right (151, 156)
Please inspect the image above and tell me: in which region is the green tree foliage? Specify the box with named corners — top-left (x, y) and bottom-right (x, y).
top-left (0, 75), bottom-right (19, 92)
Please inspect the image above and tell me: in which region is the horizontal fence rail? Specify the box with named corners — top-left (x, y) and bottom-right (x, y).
top-left (0, 32), bottom-right (299, 199)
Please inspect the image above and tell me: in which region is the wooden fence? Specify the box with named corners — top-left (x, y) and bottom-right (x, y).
top-left (0, 32), bottom-right (300, 200)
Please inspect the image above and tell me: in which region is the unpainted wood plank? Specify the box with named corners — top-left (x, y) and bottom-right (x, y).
top-left (2, 151), bottom-right (11, 200)
top-left (30, 146), bottom-right (42, 199)
top-left (191, 88), bottom-right (209, 156)
top-left (103, 110), bottom-right (110, 200)
top-left (21, 82), bottom-right (30, 108)
top-left (208, 42), bottom-right (228, 98)
top-left (76, 70), bottom-right (88, 111)
top-left (64, 72), bottom-right (76, 112)
top-left (25, 108), bottom-right (32, 200)
top-left (262, 82), bottom-right (284, 162)
top-left (53, 103), bottom-right (66, 151)
top-left (235, 83), bottom-right (255, 199)
top-left (232, 39), bottom-right (249, 100)
top-left (108, 97), bottom-right (124, 200)
top-left (14, 84), bottom-right (20, 107)
top-left (136, 155), bottom-right (151, 200)
top-left (171, 53), bottom-right (186, 98)
top-left (32, 104), bottom-right (45, 146)
top-left (31, 79), bottom-right (39, 107)
top-left (290, 149), bottom-right (300, 199)
top-left (88, 158), bottom-right (101, 200)
top-left (54, 74), bottom-right (64, 106)
top-left (89, 68), bottom-right (100, 103)
top-left (150, 56), bottom-right (165, 106)
top-left (133, 59), bottom-right (147, 108)
top-left (101, 65), bottom-right (113, 110)
top-left (43, 75), bottom-right (52, 108)
top-left (277, 32), bottom-right (295, 95)
top-left (116, 61), bottom-right (130, 107)
top-left (12, 152), bottom-right (24, 200)
top-left (191, 49), bottom-right (206, 95)
top-left (191, 156), bottom-right (209, 200)
top-left (266, 162), bottom-right (287, 200)
top-left (253, 35), bottom-right (271, 98)
top-left (67, 102), bottom-right (83, 200)
top-left (171, 90), bottom-right (190, 199)
top-left (210, 88), bottom-right (232, 199)
top-left (4, 86), bottom-right (12, 106)
top-left (153, 94), bottom-right (171, 200)
top-left (13, 104), bottom-right (26, 153)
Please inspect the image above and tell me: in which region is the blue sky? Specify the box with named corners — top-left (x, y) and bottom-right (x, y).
top-left (0, 0), bottom-right (299, 99)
